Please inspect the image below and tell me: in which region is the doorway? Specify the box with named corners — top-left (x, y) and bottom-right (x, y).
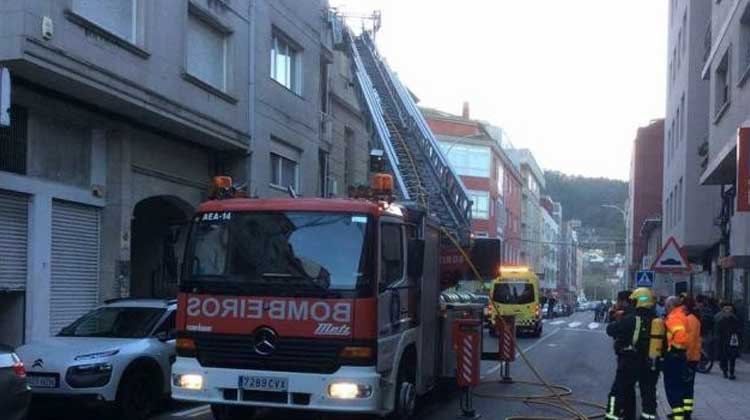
top-left (130, 196), bottom-right (193, 298)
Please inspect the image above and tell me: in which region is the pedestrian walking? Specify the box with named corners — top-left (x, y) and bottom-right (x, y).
top-left (682, 296), bottom-right (701, 420)
top-left (663, 296), bottom-right (691, 420)
top-left (655, 296), bottom-right (666, 319)
top-left (605, 288), bottom-right (664, 420)
top-left (714, 302), bottom-right (742, 380)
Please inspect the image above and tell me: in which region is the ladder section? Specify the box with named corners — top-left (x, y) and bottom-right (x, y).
top-left (353, 33), bottom-right (472, 244)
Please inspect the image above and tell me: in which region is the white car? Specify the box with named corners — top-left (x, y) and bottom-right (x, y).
top-left (16, 299), bottom-right (176, 420)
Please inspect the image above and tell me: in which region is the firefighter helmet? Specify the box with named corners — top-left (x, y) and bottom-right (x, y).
top-left (630, 287), bottom-right (656, 309)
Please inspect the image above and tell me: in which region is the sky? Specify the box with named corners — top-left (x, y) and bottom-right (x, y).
top-left (330, 0), bottom-right (668, 181)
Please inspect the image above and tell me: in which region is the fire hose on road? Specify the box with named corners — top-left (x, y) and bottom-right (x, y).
top-left (442, 227), bottom-right (607, 420)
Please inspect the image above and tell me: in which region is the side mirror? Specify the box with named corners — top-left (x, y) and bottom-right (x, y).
top-left (154, 331), bottom-right (169, 342)
top-left (407, 239), bottom-right (425, 279)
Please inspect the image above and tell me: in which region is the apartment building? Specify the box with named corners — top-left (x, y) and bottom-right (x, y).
top-left (664, 0), bottom-right (720, 294)
top-left (423, 105), bottom-right (523, 264)
top-left (0, 1), bottom-right (372, 347)
top-left (700, 0), bottom-right (750, 313)
top-left (508, 149), bottom-right (545, 274)
top-left (627, 119), bottom-right (664, 287)
top-left (539, 199), bottom-right (560, 293)
top-left (0, 0), bottom-right (250, 345)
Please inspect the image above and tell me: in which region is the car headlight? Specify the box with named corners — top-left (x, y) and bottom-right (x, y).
top-left (74, 349), bottom-right (119, 361)
top-left (66, 363), bottom-right (113, 388)
top-left (173, 373), bottom-right (203, 390)
top-left (328, 382), bottom-right (372, 399)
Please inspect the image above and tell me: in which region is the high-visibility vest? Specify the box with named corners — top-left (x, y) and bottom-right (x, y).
top-left (685, 312), bottom-right (702, 361)
top-left (666, 306), bottom-right (690, 350)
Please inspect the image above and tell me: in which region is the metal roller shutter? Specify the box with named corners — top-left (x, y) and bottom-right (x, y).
top-left (49, 200), bottom-right (100, 336)
top-left (0, 190), bottom-right (28, 291)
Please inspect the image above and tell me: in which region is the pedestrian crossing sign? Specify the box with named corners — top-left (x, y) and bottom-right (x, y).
top-left (636, 270), bottom-right (654, 288)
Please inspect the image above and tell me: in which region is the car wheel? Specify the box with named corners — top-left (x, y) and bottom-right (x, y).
top-left (210, 404), bottom-right (257, 420)
top-left (116, 369), bottom-right (159, 420)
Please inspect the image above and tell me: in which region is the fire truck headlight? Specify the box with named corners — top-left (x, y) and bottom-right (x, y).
top-left (173, 373), bottom-right (203, 390)
top-left (328, 382), bottom-right (372, 399)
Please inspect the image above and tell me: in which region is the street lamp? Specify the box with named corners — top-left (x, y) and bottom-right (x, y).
top-left (600, 204), bottom-right (627, 223)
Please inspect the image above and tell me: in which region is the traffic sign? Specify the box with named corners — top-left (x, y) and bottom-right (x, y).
top-left (0, 68), bottom-right (10, 127)
top-left (636, 270), bottom-right (654, 288)
top-left (651, 236), bottom-right (691, 273)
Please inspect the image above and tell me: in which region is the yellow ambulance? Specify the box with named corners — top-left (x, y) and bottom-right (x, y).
top-left (488, 266), bottom-right (543, 337)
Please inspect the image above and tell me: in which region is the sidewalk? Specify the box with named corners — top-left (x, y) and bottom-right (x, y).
top-left (657, 358), bottom-right (749, 420)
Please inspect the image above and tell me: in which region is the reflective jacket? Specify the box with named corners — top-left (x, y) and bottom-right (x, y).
top-left (685, 311), bottom-right (702, 361)
top-left (665, 305), bottom-right (690, 351)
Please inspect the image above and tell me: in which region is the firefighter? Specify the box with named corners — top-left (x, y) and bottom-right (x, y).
top-left (605, 288), bottom-right (664, 420)
top-left (663, 296), bottom-right (691, 420)
top-left (682, 296), bottom-right (701, 420)
top-left (604, 290), bottom-right (633, 420)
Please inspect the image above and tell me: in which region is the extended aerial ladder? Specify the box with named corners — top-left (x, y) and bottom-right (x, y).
top-left (339, 25), bottom-right (473, 246)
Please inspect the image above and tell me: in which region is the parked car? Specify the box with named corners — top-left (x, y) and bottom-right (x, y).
top-left (0, 344), bottom-right (30, 420)
top-left (17, 298), bottom-right (176, 420)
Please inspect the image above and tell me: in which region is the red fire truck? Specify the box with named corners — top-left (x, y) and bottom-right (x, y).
top-left (172, 175), bottom-right (463, 419)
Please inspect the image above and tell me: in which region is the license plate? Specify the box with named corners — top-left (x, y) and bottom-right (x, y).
top-left (238, 375), bottom-right (288, 392)
top-left (28, 374), bottom-right (58, 389)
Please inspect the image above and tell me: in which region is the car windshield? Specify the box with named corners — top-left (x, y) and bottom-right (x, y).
top-left (184, 211), bottom-right (372, 296)
top-left (493, 281), bottom-right (535, 305)
top-left (58, 307), bottom-right (165, 338)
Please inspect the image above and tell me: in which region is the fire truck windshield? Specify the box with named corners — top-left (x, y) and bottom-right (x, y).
top-left (182, 211), bottom-right (372, 297)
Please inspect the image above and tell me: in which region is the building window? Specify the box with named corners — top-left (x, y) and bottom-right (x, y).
top-left (439, 143), bottom-right (491, 177)
top-left (715, 50), bottom-right (731, 116)
top-left (678, 178), bottom-right (683, 222)
top-left (0, 106), bottom-right (27, 175)
top-left (270, 152), bottom-right (298, 190)
top-left (74, 0), bottom-right (137, 42)
top-left (497, 164), bottom-right (504, 197)
top-left (740, 6), bottom-right (750, 80)
top-left (318, 149), bottom-right (329, 198)
top-left (271, 33), bottom-right (301, 93)
top-left (468, 190), bottom-right (490, 220)
top-left (186, 12), bottom-right (228, 91)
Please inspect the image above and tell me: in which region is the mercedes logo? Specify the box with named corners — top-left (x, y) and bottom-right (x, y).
top-left (32, 358), bottom-right (43, 369)
top-left (253, 327), bottom-right (278, 356)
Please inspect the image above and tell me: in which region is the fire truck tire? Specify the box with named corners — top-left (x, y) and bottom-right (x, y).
top-left (391, 352), bottom-right (417, 420)
top-left (210, 404), bottom-right (256, 420)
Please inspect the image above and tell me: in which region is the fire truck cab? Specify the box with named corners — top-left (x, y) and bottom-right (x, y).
top-left (171, 181), bottom-right (444, 419)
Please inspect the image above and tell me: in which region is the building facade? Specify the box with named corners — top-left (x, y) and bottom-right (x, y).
top-left (0, 1), bottom-right (372, 346)
top-left (540, 203), bottom-right (559, 293)
top-left (0, 0), bottom-right (252, 346)
top-left (423, 105), bottom-right (523, 264)
top-left (627, 119), bottom-right (664, 287)
top-left (509, 149), bottom-right (545, 274)
top-left (664, 0), bottom-right (720, 294)
top-left (699, 0), bottom-right (750, 323)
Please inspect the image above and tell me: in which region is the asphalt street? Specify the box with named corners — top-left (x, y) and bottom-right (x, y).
top-left (30, 311), bottom-right (616, 420)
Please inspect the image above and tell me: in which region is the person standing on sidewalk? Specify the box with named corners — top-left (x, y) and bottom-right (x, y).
top-left (681, 296), bottom-right (701, 420)
top-left (663, 296), bottom-right (691, 420)
top-left (606, 288), bottom-right (663, 420)
top-left (714, 302), bottom-right (743, 380)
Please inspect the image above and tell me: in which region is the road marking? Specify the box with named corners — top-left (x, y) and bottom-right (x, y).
top-left (550, 320), bottom-right (566, 325)
top-left (588, 322), bottom-right (600, 330)
top-left (563, 328), bottom-right (606, 334)
top-left (172, 405), bottom-right (210, 417)
top-left (481, 327), bottom-right (563, 379)
top-left (568, 322), bottom-right (582, 328)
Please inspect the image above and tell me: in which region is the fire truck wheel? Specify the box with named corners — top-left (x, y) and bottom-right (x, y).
top-left (392, 354), bottom-right (417, 419)
top-left (210, 404), bottom-right (256, 420)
